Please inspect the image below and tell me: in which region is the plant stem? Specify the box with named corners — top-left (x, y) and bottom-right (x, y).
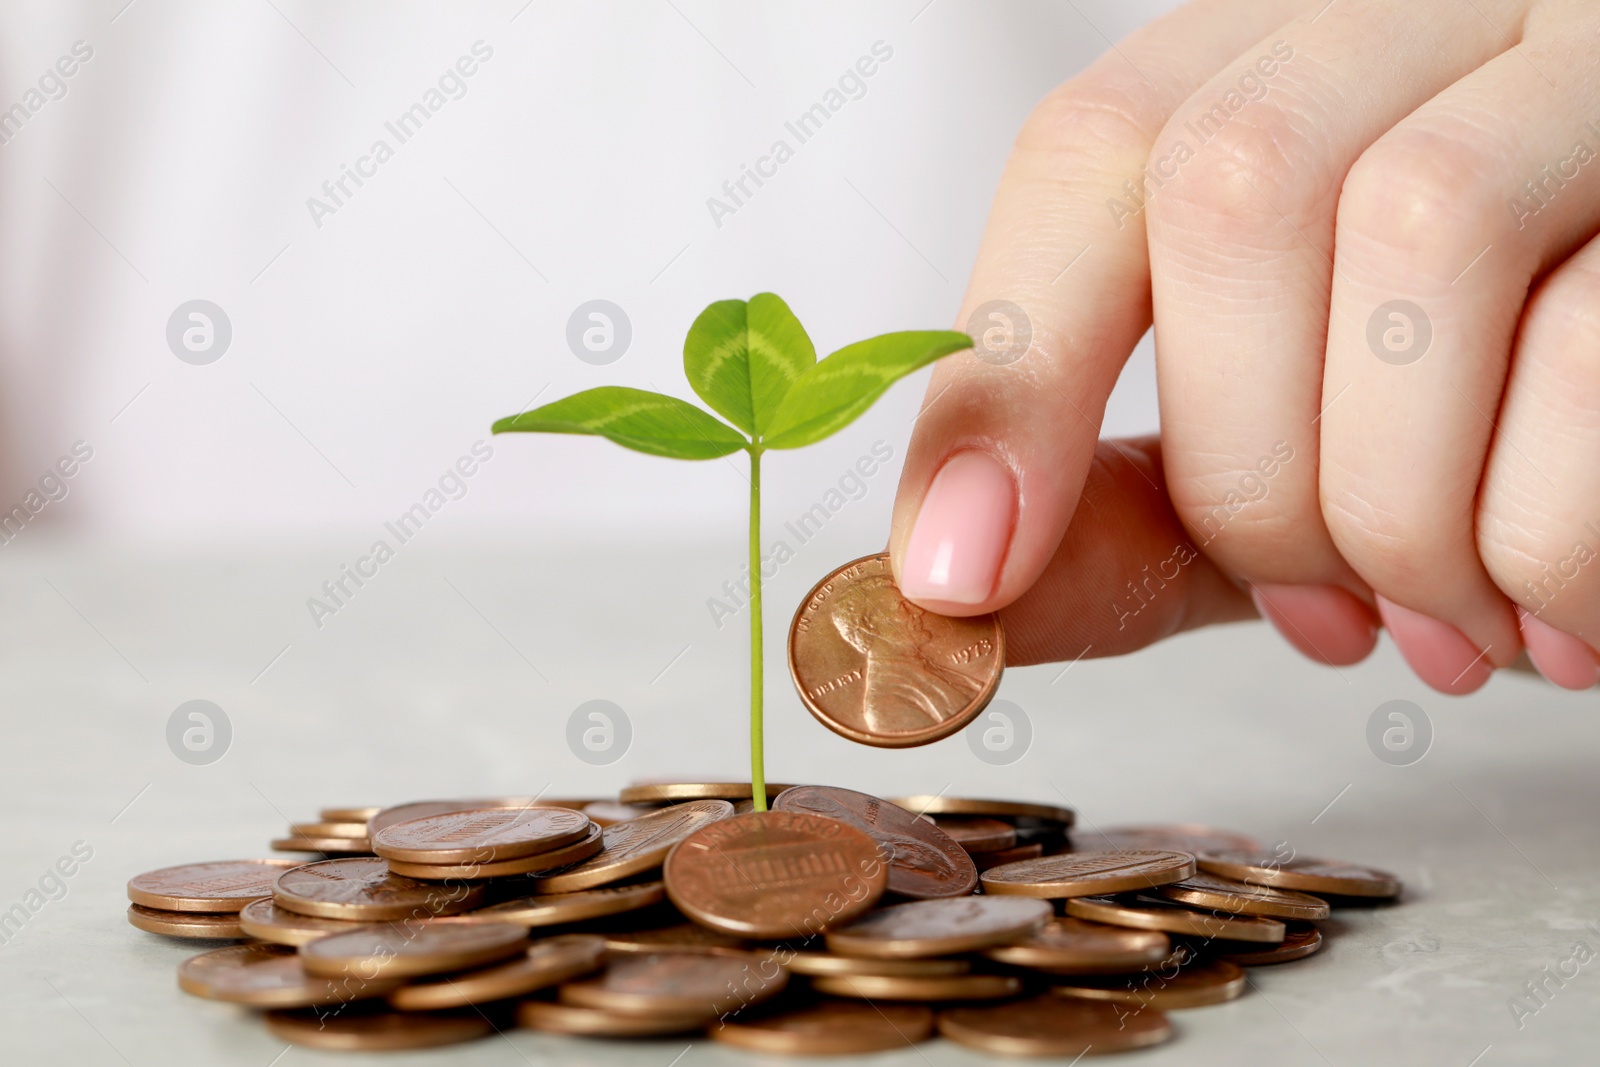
top-left (748, 446), bottom-right (766, 812)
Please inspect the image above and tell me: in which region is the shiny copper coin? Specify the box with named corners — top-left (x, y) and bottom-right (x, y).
top-left (617, 781), bottom-right (797, 804)
top-left (271, 836), bottom-right (373, 855)
top-left (1197, 851), bottom-right (1402, 898)
top-left (559, 951), bottom-right (787, 1016)
top-left (127, 859), bottom-right (296, 913)
top-left (663, 811), bottom-right (887, 939)
top-left (532, 800), bottom-right (733, 893)
top-left (388, 934), bottom-right (605, 1009)
top-left (272, 857), bottom-right (484, 920)
top-left (320, 806), bottom-right (381, 824)
top-left (602, 923), bottom-right (753, 957)
top-left (467, 881), bottom-right (665, 927)
top-left (783, 950), bottom-right (971, 977)
top-left (1216, 922), bottom-right (1325, 965)
top-left (932, 815), bottom-right (1017, 853)
top-left (372, 806), bottom-right (592, 865)
top-left (891, 795), bottom-right (1075, 827)
top-left (237, 898), bottom-right (372, 946)
top-left (983, 917), bottom-right (1172, 974)
top-left (266, 1006), bottom-right (491, 1050)
top-left (772, 785), bottom-right (977, 898)
top-left (518, 999), bottom-right (712, 1036)
top-left (1092, 823), bottom-right (1261, 855)
top-left (974, 842), bottom-right (1044, 871)
top-left (366, 797), bottom-right (547, 836)
top-left (1066, 894), bottom-right (1286, 943)
top-left (790, 554), bottom-right (1003, 747)
top-left (384, 823), bottom-right (604, 879)
top-left (289, 822), bottom-right (370, 839)
top-left (126, 904), bottom-right (244, 940)
top-left (300, 921), bottom-right (527, 979)
top-left (1050, 958), bottom-right (1248, 1009)
top-left (811, 972), bottom-right (1021, 1001)
top-left (1158, 871), bottom-right (1331, 920)
top-left (583, 801), bottom-right (655, 826)
top-left (179, 943), bottom-right (400, 1007)
top-left (939, 995), bottom-right (1173, 1056)
top-left (713, 999), bottom-right (934, 1055)
top-left (825, 897), bottom-right (1051, 959)
top-left (980, 850), bottom-right (1195, 898)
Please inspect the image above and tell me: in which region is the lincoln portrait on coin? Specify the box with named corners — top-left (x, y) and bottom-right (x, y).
top-left (830, 575), bottom-right (984, 732)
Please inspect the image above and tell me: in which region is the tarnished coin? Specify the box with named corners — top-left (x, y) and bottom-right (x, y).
top-left (518, 999), bottom-right (711, 1037)
top-left (289, 822), bottom-right (370, 839)
top-left (984, 917), bottom-right (1172, 974)
top-left (272, 836), bottom-right (374, 855)
top-left (891, 795), bottom-right (1075, 827)
top-left (811, 972), bottom-right (1022, 1001)
top-left (617, 781), bottom-right (797, 804)
top-left (127, 904), bottom-right (244, 940)
top-left (713, 999), bottom-right (934, 1055)
top-left (1050, 958), bottom-right (1248, 1009)
top-left (1066, 895), bottom-right (1286, 943)
top-left (932, 816), bottom-right (1017, 853)
top-left (603, 923), bottom-right (753, 957)
top-left (467, 881), bottom-right (665, 927)
top-left (981, 850), bottom-right (1195, 898)
top-left (373, 806), bottom-right (593, 865)
top-left (237, 898), bottom-right (372, 946)
top-left (559, 951), bottom-right (787, 1016)
top-left (583, 801), bottom-right (655, 826)
top-left (783, 951), bottom-right (971, 978)
top-left (825, 897), bottom-right (1051, 959)
top-left (273, 858), bottom-right (484, 920)
top-left (300, 921), bottom-right (528, 979)
top-left (1157, 871), bottom-right (1331, 920)
top-left (179, 942), bottom-right (400, 1007)
top-left (532, 800), bottom-right (733, 893)
top-left (388, 934), bottom-right (605, 1010)
top-left (663, 811), bottom-right (888, 939)
top-left (128, 859), bottom-right (296, 913)
top-left (772, 785), bottom-right (977, 899)
top-left (266, 1006), bottom-right (492, 1050)
top-left (789, 553), bottom-right (1004, 748)
top-left (320, 806), bottom-right (381, 824)
top-left (367, 797), bottom-right (548, 836)
top-left (938, 995), bottom-right (1173, 1056)
top-left (1092, 823), bottom-right (1261, 855)
top-left (1215, 922), bottom-right (1325, 965)
top-left (974, 843), bottom-right (1044, 871)
top-left (384, 824), bottom-right (604, 879)
top-left (1197, 851), bottom-right (1402, 898)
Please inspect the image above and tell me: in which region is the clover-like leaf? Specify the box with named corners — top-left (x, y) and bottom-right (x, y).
top-left (492, 386), bottom-right (747, 460)
top-left (762, 330), bottom-right (972, 450)
top-left (683, 293), bottom-right (815, 437)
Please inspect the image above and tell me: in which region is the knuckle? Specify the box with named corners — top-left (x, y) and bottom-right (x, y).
top-left (1528, 262), bottom-right (1600, 385)
top-left (1320, 485), bottom-right (1433, 590)
top-left (1150, 107), bottom-right (1323, 230)
top-left (1478, 504), bottom-right (1600, 618)
top-left (1017, 77), bottom-right (1157, 161)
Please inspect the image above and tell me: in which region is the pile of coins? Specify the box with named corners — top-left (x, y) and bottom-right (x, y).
top-left (128, 783), bottom-right (1401, 1055)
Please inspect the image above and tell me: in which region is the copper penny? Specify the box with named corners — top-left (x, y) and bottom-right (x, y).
top-left (1197, 851), bottom-right (1402, 898)
top-left (772, 785), bottom-right (977, 898)
top-left (984, 917), bottom-right (1172, 974)
top-left (559, 951), bottom-right (787, 1016)
top-left (319, 806), bottom-right (381, 824)
top-left (583, 801), bottom-right (655, 826)
top-left (126, 904), bottom-right (244, 940)
top-left (237, 898), bottom-right (374, 946)
top-left (811, 972), bottom-right (1021, 1001)
top-left (532, 800), bottom-right (733, 893)
top-left (518, 1000), bottom-right (711, 1036)
top-left (468, 881), bottom-right (665, 927)
top-left (273, 858), bottom-right (484, 920)
top-left (602, 923), bottom-right (754, 957)
top-left (931, 815), bottom-right (1017, 853)
top-left (1050, 958), bottom-right (1248, 1009)
top-left (271, 837), bottom-right (374, 855)
top-left (617, 781), bottom-right (797, 804)
top-left (980, 850), bottom-right (1195, 898)
top-left (974, 843), bottom-right (1044, 871)
top-left (372, 806), bottom-right (593, 865)
top-left (1066, 894), bottom-right (1286, 943)
top-left (388, 934), bottom-right (605, 1009)
top-left (128, 859), bottom-right (296, 913)
top-left (783, 951), bottom-right (970, 977)
top-left (266, 1007), bottom-right (492, 1050)
top-left (825, 897), bottom-right (1051, 959)
top-left (713, 999), bottom-right (934, 1055)
top-left (178, 943), bottom-right (400, 1007)
top-left (300, 921), bottom-right (528, 979)
top-left (1091, 823), bottom-right (1262, 855)
top-left (288, 822), bottom-right (370, 839)
top-left (1215, 922), bottom-right (1325, 965)
top-left (939, 995), bottom-right (1173, 1056)
top-left (367, 797), bottom-right (548, 836)
top-left (1158, 871), bottom-right (1331, 920)
top-left (789, 553), bottom-right (1003, 748)
top-left (663, 811), bottom-right (888, 939)
top-left (891, 795), bottom-right (1075, 827)
top-left (384, 823), bottom-right (604, 879)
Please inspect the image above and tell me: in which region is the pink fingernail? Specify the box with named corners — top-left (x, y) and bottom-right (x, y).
top-left (1250, 583), bottom-right (1379, 666)
top-left (899, 450), bottom-right (1015, 606)
top-left (1518, 611), bottom-right (1600, 690)
top-left (1375, 596), bottom-right (1495, 695)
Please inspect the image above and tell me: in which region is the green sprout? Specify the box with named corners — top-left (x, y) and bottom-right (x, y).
top-left (493, 294), bottom-right (971, 810)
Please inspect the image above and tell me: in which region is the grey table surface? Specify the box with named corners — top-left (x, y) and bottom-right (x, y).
top-left (2, 535), bottom-right (1596, 1066)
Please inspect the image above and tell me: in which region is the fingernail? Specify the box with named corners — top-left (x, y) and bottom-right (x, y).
top-left (899, 450), bottom-right (1015, 605)
top-left (1518, 611), bottom-right (1600, 690)
top-left (1375, 596), bottom-right (1495, 695)
top-left (1250, 583), bottom-right (1379, 666)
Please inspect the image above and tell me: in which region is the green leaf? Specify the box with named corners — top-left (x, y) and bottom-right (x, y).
top-left (492, 386), bottom-right (747, 460)
top-left (763, 330), bottom-right (973, 450)
top-left (683, 293), bottom-right (816, 437)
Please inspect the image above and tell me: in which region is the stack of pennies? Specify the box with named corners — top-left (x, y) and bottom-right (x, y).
top-left (129, 783), bottom-right (1402, 1055)
top-left (270, 806), bottom-right (379, 855)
